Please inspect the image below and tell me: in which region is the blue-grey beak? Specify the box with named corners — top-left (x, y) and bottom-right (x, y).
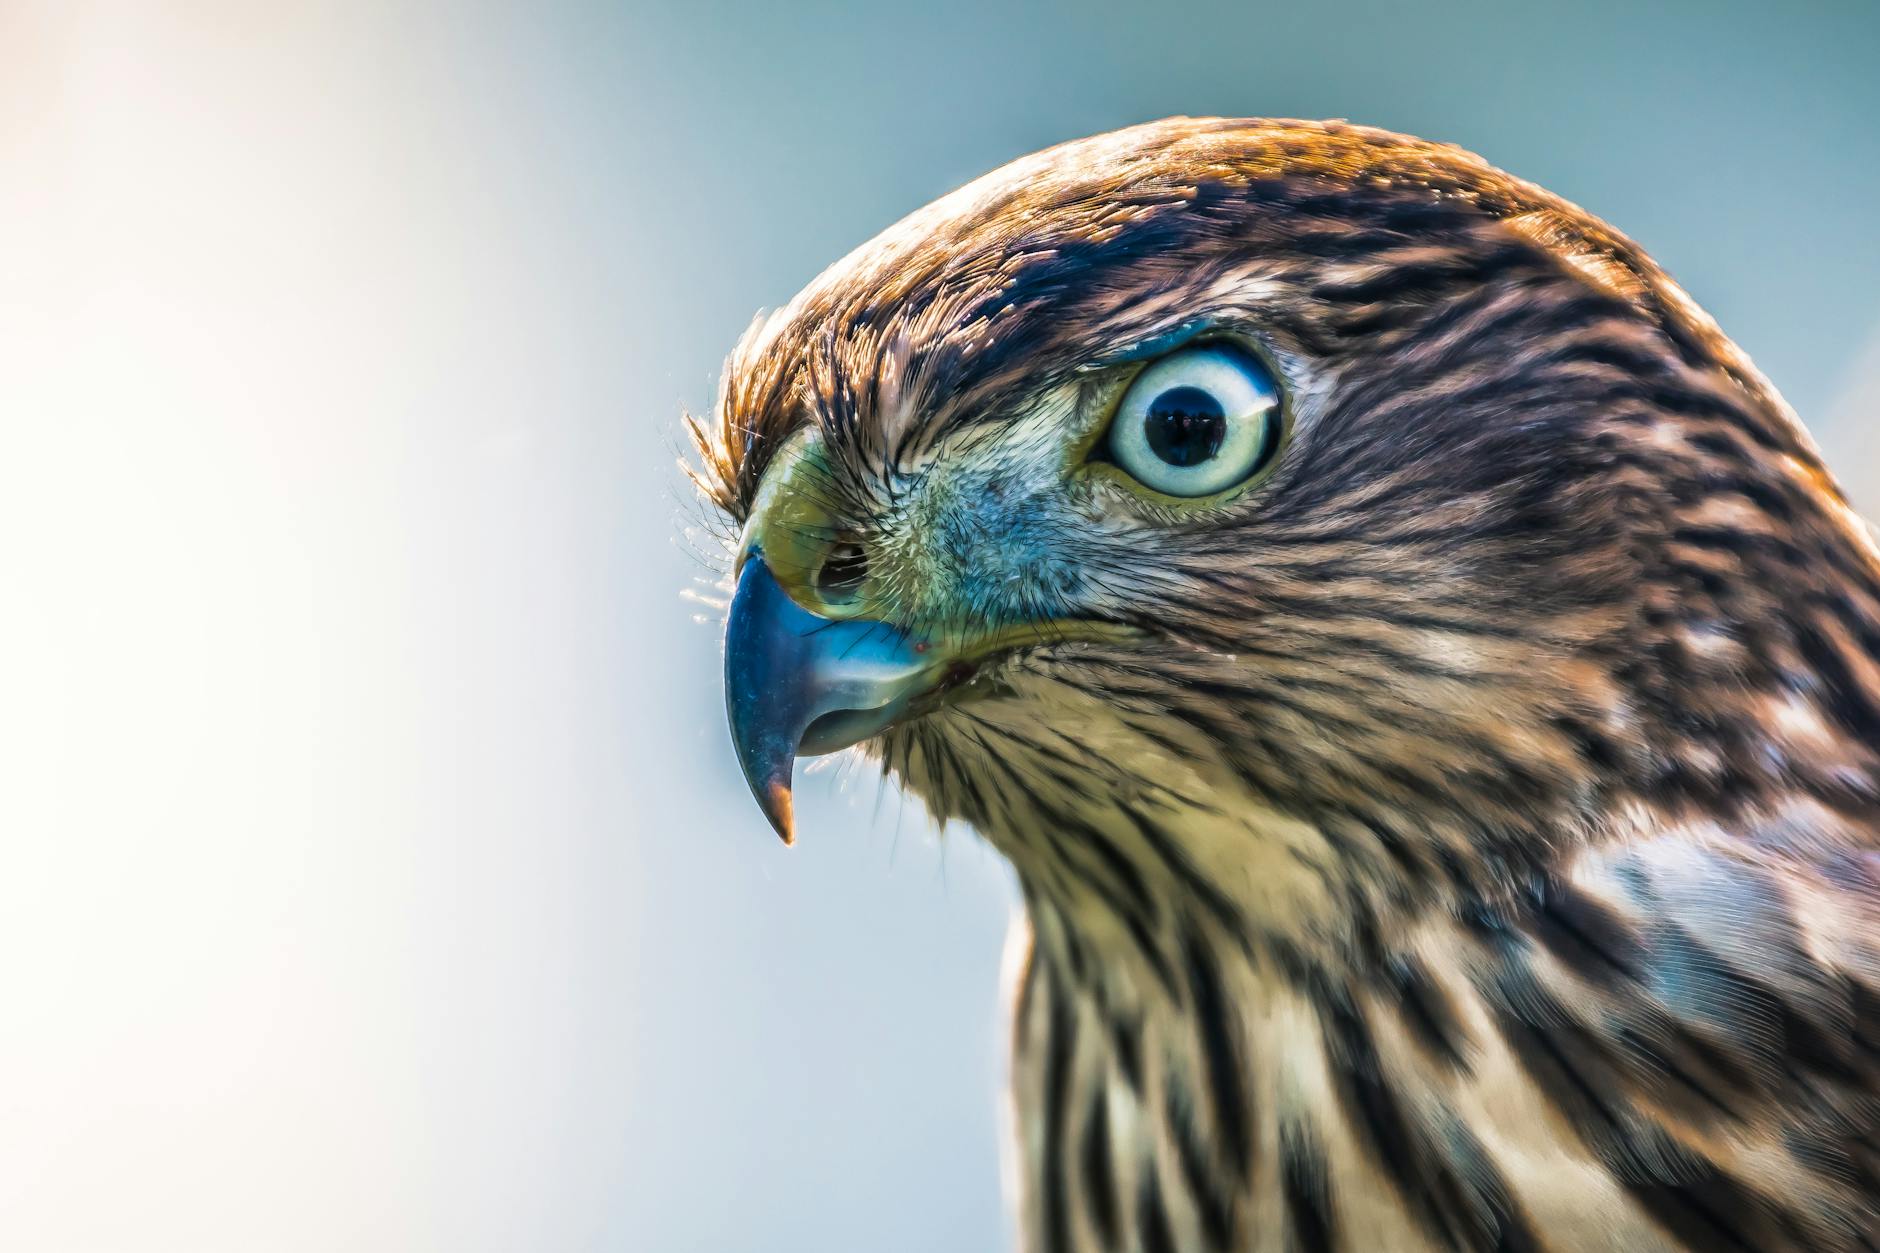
top-left (723, 555), bottom-right (933, 843)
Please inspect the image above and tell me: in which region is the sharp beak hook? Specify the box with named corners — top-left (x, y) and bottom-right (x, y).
top-left (722, 555), bottom-right (931, 843)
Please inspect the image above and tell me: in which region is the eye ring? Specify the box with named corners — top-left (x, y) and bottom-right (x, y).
top-left (1095, 342), bottom-right (1284, 499)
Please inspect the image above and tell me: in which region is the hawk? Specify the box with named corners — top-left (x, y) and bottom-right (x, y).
top-left (693, 118), bottom-right (1880, 1251)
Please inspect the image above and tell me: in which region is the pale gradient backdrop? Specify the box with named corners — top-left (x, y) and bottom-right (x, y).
top-left (5, 2), bottom-right (1878, 1250)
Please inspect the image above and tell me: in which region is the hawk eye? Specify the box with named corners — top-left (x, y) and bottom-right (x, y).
top-left (1101, 343), bottom-right (1282, 498)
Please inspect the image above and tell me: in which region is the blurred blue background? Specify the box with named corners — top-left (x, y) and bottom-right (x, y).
top-left (6, 2), bottom-right (1878, 1249)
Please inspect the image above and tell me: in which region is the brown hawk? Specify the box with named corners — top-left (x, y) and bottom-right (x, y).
top-left (695, 118), bottom-right (1880, 1251)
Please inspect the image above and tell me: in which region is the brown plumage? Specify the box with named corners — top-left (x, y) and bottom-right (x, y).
top-left (699, 118), bottom-right (1880, 1251)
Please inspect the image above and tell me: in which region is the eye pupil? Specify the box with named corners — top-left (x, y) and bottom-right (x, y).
top-left (1142, 386), bottom-right (1226, 467)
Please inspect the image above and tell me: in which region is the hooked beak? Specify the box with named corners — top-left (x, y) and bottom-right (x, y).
top-left (723, 554), bottom-right (938, 843)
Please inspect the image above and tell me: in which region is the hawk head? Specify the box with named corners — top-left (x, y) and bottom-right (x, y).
top-left (695, 117), bottom-right (1873, 938)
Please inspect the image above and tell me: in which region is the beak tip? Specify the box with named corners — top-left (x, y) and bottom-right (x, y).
top-left (765, 782), bottom-right (796, 845)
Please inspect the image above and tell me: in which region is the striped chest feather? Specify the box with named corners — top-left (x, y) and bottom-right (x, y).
top-left (898, 686), bottom-right (1879, 1253)
top-left (1007, 906), bottom-right (1690, 1253)
top-left (998, 827), bottom-right (1878, 1253)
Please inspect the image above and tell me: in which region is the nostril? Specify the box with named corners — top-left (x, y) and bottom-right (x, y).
top-left (814, 539), bottom-right (870, 603)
